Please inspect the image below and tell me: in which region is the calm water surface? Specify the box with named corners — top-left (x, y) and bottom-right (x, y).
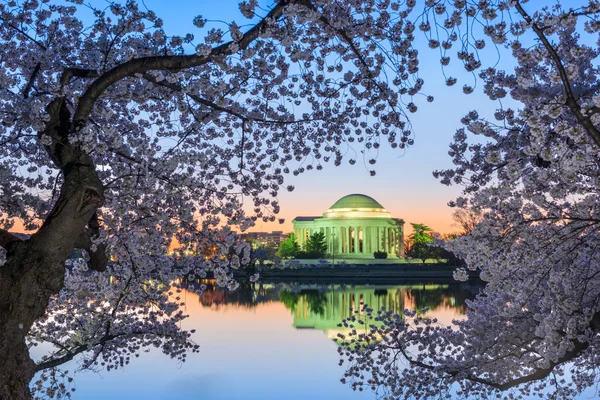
top-left (40, 280), bottom-right (479, 400)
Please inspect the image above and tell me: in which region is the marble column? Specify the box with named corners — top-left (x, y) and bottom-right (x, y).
top-left (354, 226), bottom-right (359, 254)
top-left (342, 227), bottom-right (348, 254)
top-left (399, 227), bottom-right (404, 256)
top-left (360, 226), bottom-right (365, 253)
top-left (383, 228), bottom-right (388, 253)
top-left (346, 227), bottom-right (350, 254)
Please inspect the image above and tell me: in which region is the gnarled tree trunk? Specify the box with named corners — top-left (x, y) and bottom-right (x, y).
top-left (0, 243), bottom-right (65, 399)
top-left (0, 100), bottom-right (104, 399)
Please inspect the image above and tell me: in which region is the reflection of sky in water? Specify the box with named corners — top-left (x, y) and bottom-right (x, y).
top-left (30, 282), bottom-right (477, 400)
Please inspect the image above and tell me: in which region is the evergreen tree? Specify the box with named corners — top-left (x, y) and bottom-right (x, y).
top-left (277, 234), bottom-right (299, 259)
top-left (406, 223), bottom-right (437, 263)
top-left (305, 232), bottom-right (328, 257)
top-left (408, 223), bottom-right (434, 245)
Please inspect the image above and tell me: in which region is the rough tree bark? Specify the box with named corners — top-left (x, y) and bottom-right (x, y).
top-left (0, 2), bottom-right (326, 397)
top-left (0, 99), bottom-right (105, 399)
top-left (0, 4), bottom-right (288, 397)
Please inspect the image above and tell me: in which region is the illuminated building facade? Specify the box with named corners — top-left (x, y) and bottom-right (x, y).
top-left (292, 194), bottom-right (404, 259)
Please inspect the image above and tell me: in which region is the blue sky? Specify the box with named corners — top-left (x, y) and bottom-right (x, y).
top-left (125, 0), bottom-right (515, 234)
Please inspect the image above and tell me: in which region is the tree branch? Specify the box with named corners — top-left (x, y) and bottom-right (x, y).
top-left (514, 1), bottom-right (600, 147)
top-left (142, 73), bottom-right (249, 120)
top-left (396, 309), bottom-right (600, 392)
top-left (34, 330), bottom-right (121, 373)
top-left (34, 343), bottom-right (89, 372)
top-left (0, 228), bottom-right (22, 248)
top-left (142, 73), bottom-right (299, 124)
top-left (59, 68), bottom-right (100, 88)
top-left (72, 0), bottom-right (294, 126)
top-left (33, 97), bottom-right (105, 256)
top-left (22, 62), bottom-right (41, 99)
top-left (72, 212), bottom-right (108, 272)
top-left (0, 16), bottom-right (47, 50)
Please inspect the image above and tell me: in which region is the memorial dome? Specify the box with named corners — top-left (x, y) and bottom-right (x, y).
top-left (323, 194), bottom-right (390, 219)
top-left (329, 194), bottom-right (385, 211)
top-left (292, 193), bottom-right (404, 259)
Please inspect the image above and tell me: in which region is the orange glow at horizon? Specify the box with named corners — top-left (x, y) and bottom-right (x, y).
top-left (243, 191), bottom-right (458, 236)
top-left (4, 202), bottom-right (457, 238)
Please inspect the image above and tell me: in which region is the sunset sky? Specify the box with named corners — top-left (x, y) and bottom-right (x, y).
top-left (136, 0), bottom-right (501, 235)
top-left (76, 0), bottom-right (512, 235)
top-left (140, 0), bottom-right (511, 235)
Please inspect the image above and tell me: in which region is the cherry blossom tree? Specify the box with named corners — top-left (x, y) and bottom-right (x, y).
top-left (339, 0), bottom-right (600, 399)
top-left (0, 0), bottom-right (434, 397)
top-left (3, 0), bottom-right (599, 398)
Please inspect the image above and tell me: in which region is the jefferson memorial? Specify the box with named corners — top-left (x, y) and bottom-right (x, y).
top-left (292, 194), bottom-right (405, 259)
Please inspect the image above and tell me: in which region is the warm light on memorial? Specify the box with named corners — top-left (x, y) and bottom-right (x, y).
top-left (292, 194), bottom-right (405, 259)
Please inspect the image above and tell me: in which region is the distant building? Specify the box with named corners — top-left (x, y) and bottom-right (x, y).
top-left (241, 231), bottom-right (288, 249)
top-left (292, 194), bottom-right (404, 259)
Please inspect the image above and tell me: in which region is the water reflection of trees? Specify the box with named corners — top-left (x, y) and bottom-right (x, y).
top-left (181, 279), bottom-right (479, 317)
top-left (183, 279), bottom-right (280, 310)
top-left (278, 290), bottom-right (328, 316)
top-left (406, 284), bottom-right (472, 315)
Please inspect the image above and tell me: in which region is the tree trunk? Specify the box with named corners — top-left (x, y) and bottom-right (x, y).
top-left (0, 159), bottom-right (104, 399)
top-left (0, 241), bottom-right (65, 399)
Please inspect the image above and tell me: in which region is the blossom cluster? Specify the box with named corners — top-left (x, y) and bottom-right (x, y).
top-left (339, 0), bottom-right (600, 398)
top-left (0, 0), bottom-right (461, 394)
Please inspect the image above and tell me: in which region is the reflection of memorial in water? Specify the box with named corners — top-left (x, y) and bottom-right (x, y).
top-left (182, 279), bottom-right (479, 339)
top-left (280, 284), bottom-right (474, 340)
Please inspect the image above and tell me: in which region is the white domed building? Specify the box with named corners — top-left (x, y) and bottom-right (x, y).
top-left (292, 194), bottom-right (405, 259)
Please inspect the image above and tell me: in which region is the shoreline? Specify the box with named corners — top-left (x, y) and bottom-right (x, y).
top-left (234, 263), bottom-right (477, 283)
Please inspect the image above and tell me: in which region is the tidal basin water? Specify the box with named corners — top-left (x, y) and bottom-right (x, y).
top-left (36, 279), bottom-right (480, 400)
